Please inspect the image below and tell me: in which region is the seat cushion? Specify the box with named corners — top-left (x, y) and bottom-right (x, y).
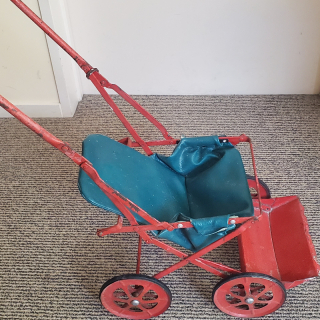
top-left (78, 134), bottom-right (254, 251)
top-left (78, 135), bottom-right (189, 224)
top-left (157, 136), bottom-right (253, 219)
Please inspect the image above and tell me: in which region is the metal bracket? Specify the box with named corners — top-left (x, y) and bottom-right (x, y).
top-left (86, 68), bottom-right (99, 79)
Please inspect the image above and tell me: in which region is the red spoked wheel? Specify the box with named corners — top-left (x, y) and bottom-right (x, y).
top-left (246, 175), bottom-right (271, 199)
top-left (212, 273), bottom-right (286, 318)
top-left (100, 274), bottom-right (172, 319)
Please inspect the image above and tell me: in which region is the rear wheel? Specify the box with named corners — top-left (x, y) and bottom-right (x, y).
top-left (100, 274), bottom-right (172, 319)
top-left (246, 175), bottom-right (271, 199)
top-left (212, 272), bottom-right (286, 318)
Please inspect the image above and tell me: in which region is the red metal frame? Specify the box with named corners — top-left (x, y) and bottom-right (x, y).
top-left (100, 276), bottom-right (172, 319)
top-left (2, 2), bottom-right (320, 317)
top-left (238, 197), bottom-right (320, 289)
top-left (213, 273), bottom-right (287, 317)
top-left (10, 0), bottom-right (178, 156)
top-left (0, 95), bottom-right (260, 282)
top-left (2, 102), bottom-right (318, 319)
top-left (8, 0), bottom-right (264, 216)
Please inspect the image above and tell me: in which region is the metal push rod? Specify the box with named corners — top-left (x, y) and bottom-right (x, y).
top-left (11, 0), bottom-right (91, 73)
top-left (0, 96), bottom-right (162, 228)
top-left (0, 95), bottom-right (262, 282)
top-left (10, 0), bottom-right (177, 155)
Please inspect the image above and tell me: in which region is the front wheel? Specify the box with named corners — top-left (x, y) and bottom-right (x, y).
top-left (212, 272), bottom-right (286, 318)
top-left (100, 274), bottom-right (172, 319)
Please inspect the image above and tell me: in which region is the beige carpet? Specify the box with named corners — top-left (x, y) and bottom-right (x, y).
top-left (0, 94), bottom-right (319, 319)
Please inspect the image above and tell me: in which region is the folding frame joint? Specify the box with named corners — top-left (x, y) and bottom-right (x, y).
top-left (86, 68), bottom-right (99, 79)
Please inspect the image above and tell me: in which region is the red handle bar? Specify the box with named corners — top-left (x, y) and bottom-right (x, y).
top-left (10, 0), bottom-right (177, 155)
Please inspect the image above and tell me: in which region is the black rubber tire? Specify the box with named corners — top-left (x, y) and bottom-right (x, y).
top-left (212, 272), bottom-right (286, 318)
top-left (99, 274), bottom-right (172, 299)
top-left (100, 274), bottom-right (172, 319)
top-left (246, 175), bottom-right (271, 199)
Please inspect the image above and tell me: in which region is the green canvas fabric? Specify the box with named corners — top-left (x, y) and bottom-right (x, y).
top-left (78, 135), bottom-right (253, 251)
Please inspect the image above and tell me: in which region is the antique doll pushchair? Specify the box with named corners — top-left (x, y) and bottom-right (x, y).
top-left (1, 1), bottom-right (319, 318)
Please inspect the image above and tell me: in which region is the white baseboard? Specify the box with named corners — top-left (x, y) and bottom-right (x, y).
top-left (38, 0), bottom-right (83, 117)
top-left (0, 104), bottom-right (63, 118)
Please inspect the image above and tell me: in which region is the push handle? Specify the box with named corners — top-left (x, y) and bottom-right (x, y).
top-left (10, 0), bottom-right (92, 73)
top-left (10, 0), bottom-right (176, 154)
top-left (0, 95), bottom-right (86, 166)
top-left (0, 95), bottom-right (162, 227)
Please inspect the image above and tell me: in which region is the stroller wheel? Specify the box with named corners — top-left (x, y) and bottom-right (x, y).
top-left (212, 272), bottom-right (286, 318)
top-left (246, 175), bottom-right (271, 199)
top-left (99, 274), bottom-right (172, 319)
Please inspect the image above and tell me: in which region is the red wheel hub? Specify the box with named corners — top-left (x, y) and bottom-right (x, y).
top-left (100, 274), bottom-right (171, 319)
top-left (213, 273), bottom-right (286, 318)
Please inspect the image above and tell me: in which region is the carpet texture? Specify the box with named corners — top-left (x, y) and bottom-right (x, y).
top-left (0, 94), bottom-right (319, 319)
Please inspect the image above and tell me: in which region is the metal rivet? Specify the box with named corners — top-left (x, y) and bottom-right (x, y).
top-left (131, 300), bottom-right (140, 306)
top-left (177, 223), bottom-right (183, 228)
top-left (245, 297), bottom-right (254, 304)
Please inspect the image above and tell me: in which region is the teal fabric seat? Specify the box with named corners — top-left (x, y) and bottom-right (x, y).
top-left (78, 134), bottom-right (253, 251)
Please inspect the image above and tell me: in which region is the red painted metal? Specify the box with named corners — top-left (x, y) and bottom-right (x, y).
top-left (247, 178), bottom-right (270, 199)
top-left (10, 0), bottom-right (177, 155)
top-left (136, 236), bottom-right (142, 274)
top-left (10, 0), bottom-right (91, 72)
top-left (97, 221), bottom-right (193, 237)
top-left (3, 90), bottom-right (319, 315)
top-left (0, 95), bottom-right (253, 280)
top-left (3, 2), bottom-right (319, 316)
top-left (196, 259), bottom-right (241, 276)
top-left (87, 73), bottom-right (153, 156)
top-left (0, 96), bottom-right (163, 230)
top-left (100, 277), bottom-right (171, 319)
top-left (213, 274), bottom-right (286, 317)
top-left (0, 96), bottom-right (87, 166)
top-left (269, 197), bottom-right (320, 282)
top-left (191, 259), bottom-right (240, 278)
top-left (153, 216), bottom-right (258, 280)
top-left (283, 279), bottom-right (309, 290)
top-left (228, 217), bottom-right (253, 225)
top-left (225, 134), bottom-right (250, 145)
top-left (93, 72), bottom-right (175, 141)
top-left (248, 140), bottom-right (263, 215)
top-left (0, 96), bottom-right (277, 284)
top-left (238, 197), bottom-right (320, 285)
top-left (238, 199), bottom-right (282, 280)
top-left (119, 138), bottom-right (179, 148)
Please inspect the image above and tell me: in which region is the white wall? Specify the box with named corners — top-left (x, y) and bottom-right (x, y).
top-left (1, 0), bottom-right (320, 118)
top-left (66, 0), bottom-right (320, 95)
top-left (0, 0), bottom-right (61, 117)
top-left (38, 0), bottom-right (83, 117)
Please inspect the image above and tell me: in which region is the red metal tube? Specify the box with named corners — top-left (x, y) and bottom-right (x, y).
top-left (0, 96), bottom-right (161, 228)
top-left (136, 236), bottom-right (142, 274)
top-left (10, 0), bottom-right (176, 155)
top-left (11, 0), bottom-right (92, 73)
top-left (88, 74), bottom-right (154, 155)
top-left (248, 138), bottom-right (263, 215)
top-left (1, 95), bottom-right (268, 283)
top-left (0, 96), bottom-right (87, 166)
top-left (153, 217), bottom-right (257, 279)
